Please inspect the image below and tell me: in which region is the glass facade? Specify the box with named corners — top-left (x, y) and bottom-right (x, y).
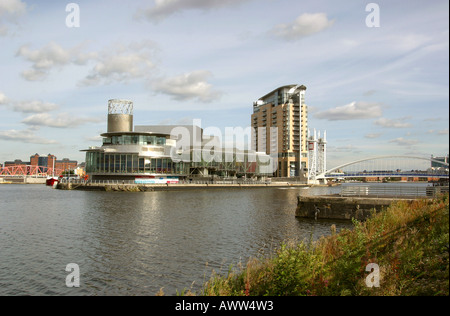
top-left (187, 149), bottom-right (272, 175)
top-left (85, 150), bottom-right (272, 177)
top-left (103, 135), bottom-right (166, 146)
top-left (85, 152), bottom-right (189, 175)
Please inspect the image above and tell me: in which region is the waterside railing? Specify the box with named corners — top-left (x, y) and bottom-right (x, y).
top-left (340, 185), bottom-right (449, 198)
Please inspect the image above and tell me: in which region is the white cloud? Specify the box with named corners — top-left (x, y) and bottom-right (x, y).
top-left (0, 0), bottom-right (26, 36)
top-left (151, 70), bottom-right (222, 102)
top-left (16, 40), bottom-right (158, 85)
top-left (12, 100), bottom-right (59, 113)
top-left (270, 13), bottom-right (334, 41)
top-left (138, 0), bottom-right (251, 21)
top-left (314, 101), bottom-right (383, 121)
top-left (328, 144), bottom-right (362, 153)
top-left (0, 0), bottom-right (26, 16)
top-left (374, 117), bottom-right (412, 128)
top-left (21, 113), bottom-right (101, 128)
top-left (0, 92), bottom-right (8, 104)
top-left (0, 128), bottom-right (58, 144)
top-left (80, 41), bottom-right (157, 86)
top-left (389, 137), bottom-right (419, 146)
top-left (0, 93), bottom-right (59, 113)
top-left (16, 42), bottom-right (76, 81)
top-left (365, 133), bottom-right (382, 139)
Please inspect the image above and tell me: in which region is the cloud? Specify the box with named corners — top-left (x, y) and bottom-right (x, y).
top-left (270, 13), bottom-right (334, 41)
top-left (389, 137), bottom-right (419, 146)
top-left (16, 40), bottom-right (158, 84)
top-left (365, 133), bottom-right (382, 139)
top-left (423, 117), bottom-right (444, 122)
top-left (80, 41), bottom-right (157, 86)
top-left (16, 42), bottom-right (76, 81)
top-left (138, 0), bottom-right (251, 21)
top-left (363, 90), bottom-right (377, 97)
top-left (0, 92), bottom-right (59, 113)
top-left (21, 113), bottom-right (102, 128)
top-left (438, 128), bottom-right (449, 135)
top-left (151, 70), bottom-right (222, 102)
top-left (11, 100), bottom-right (59, 113)
top-left (0, 0), bottom-right (26, 16)
top-left (374, 117), bottom-right (412, 128)
top-left (328, 144), bottom-right (362, 153)
top-left (0, 0), bottom-right (26, 36)
top-left (0, 128), bottom-right (58, 145)
top-left (0, 92), bottom-right (8, 104)
top-left (314, 101), bottom-right (383, 121)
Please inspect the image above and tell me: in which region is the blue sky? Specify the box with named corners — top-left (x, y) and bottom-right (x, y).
top-left (0, 0), bottom-right (448, 167)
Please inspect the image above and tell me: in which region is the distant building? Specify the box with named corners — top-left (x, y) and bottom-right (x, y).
top-left (2, 154), bottom-right (77, 175)
top-left (4, 159), bottom-right (29, 167)
top-left (431, 154), bottom-right (449, 168)
top-left (30, 153), bottom-right (40, 166)
top-left (55, 158), bottom-right (78, 172)
top-left (30, 153), bottom-right (54, 171)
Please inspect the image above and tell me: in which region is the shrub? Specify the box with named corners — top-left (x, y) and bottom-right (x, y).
top-left (197, 195), bottom-right (449, 296)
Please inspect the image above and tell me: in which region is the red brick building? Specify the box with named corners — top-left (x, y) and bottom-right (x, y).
top-left (28, 154), bottom-right (77, 172)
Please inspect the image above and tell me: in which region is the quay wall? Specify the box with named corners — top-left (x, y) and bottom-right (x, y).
top-left (296, 195), bottom-right (418, 221)
top-left (0, 177), bottom-right (46, 184)
top-left (56, 182), bottom-right (309, 191)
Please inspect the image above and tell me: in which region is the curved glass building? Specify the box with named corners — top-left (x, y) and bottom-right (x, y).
top-left (82, 99), bottom-right (273, 183)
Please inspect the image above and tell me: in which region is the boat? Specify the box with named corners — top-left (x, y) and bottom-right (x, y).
top-left (46, 176), bottom-right (59, 187)
top-left (46, 156), bottom-right (59, 188)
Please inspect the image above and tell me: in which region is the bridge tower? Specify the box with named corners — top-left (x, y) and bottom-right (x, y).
top-left (318, 130), bottom-right (327, 177)
top-left (307, 129), bottom-right (327, 184)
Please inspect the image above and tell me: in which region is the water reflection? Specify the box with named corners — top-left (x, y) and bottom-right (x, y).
top-left (0, 185), bottom-right (352, 296)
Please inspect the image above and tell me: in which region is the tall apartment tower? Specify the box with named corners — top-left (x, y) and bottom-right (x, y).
top-left (251, 85), bottom-right (308, 178)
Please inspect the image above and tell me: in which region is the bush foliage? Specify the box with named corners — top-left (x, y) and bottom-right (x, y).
top-left (200, 195), bottom-right (449, 296)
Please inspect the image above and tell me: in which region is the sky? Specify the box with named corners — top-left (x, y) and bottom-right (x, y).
top-left (0, 0), bottom-right (448, 167)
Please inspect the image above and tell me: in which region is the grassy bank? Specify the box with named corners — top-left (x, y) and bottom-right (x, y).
top-left (199, 195), bottom-right (449, 296)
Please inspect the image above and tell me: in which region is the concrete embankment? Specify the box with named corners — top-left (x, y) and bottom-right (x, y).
top-left (56, 182), bottom-right (309, 191)
top-left (0, 177), bottom-right (46, 184)
top-left (296, 195), bottom-right (418, 221)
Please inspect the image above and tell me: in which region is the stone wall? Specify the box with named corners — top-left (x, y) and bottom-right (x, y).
top-left (296, 195), bottom-right (416, 221)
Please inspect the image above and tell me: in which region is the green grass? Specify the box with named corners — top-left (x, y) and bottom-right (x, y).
top-left (198, 195), bottom-right (449, 296)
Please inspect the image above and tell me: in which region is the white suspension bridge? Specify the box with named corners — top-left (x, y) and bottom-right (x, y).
top-left (307, 130), bottom-right (449, 184)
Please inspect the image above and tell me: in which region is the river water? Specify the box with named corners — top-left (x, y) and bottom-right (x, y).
top-left (0, 183), bottom-right (381, 296)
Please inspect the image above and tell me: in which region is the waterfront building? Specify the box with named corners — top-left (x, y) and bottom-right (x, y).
top-left (431, 154), bottom-right (449, 169)
top-left (56, 158), bottom-right (78, 172)
top-left (251, 85), bottom-right (309, 178)
top-left (82, 99), bottom-right (272, 183)
top-left (4, 159), bottom-right (29, 167)
top-left (30, 153), bottom-right (77, 173)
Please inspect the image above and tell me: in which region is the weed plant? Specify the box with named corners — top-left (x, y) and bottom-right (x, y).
top-left (199, 195), bottom-right (449, 296)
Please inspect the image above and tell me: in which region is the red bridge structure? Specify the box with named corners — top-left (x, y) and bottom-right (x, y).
top-left (0, 165), bottom-right (65, 178)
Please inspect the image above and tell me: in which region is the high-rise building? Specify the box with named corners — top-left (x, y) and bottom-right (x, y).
top-left (251, 85), bottom-right (308, 178)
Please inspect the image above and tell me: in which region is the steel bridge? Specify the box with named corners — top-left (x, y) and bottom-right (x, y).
top-left (0, 165), bottom-right (65, 178)
top-left (315, 155), bottom-right (449, 182)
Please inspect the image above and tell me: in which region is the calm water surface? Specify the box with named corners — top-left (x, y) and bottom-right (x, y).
top-left (0, 184), bottom-right (350, 296)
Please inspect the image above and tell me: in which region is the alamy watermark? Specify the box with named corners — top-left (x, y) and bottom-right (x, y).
top-left (366, 3), bottom-right (380, 28)
top-left (66, 3), bottom-right (80, 28)
top-left (365, 263), bottom-right (380, 288)
top-left (65, 263), bottom-right (80, 287)
top-left (169, 119), bottom-right (279, 174)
